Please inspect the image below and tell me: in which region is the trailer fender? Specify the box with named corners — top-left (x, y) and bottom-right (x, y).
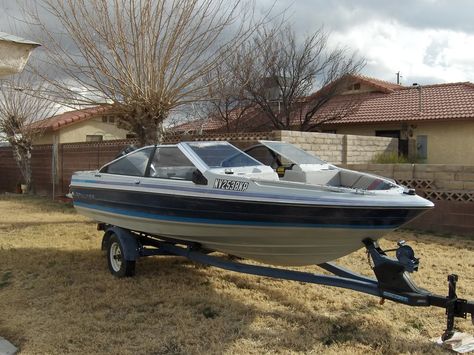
top-left (101, 226), bottom-right (140, 261)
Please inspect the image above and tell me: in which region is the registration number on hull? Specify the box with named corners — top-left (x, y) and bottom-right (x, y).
top-left (213, 178), bottom-right (249, 191)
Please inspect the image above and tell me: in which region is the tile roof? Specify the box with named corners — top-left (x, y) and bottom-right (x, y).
top-left (176, 76), bottom-right (474, 132)
top-left (352, 75), bottom-right (403, 92)
top-left (173, 106), bottom-right (270, 133)
top-left (324, 82), bottom-right (474, 125)
top-left (33, 106), bottom-right (109, 131)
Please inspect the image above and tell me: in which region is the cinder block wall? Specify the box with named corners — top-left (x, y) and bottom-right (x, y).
top-left (345, 135), bottom-right (398, 164)
top-left (345, 164), bottom-right (474, 191)
top-left (274, 130), bottom-right (397, 164)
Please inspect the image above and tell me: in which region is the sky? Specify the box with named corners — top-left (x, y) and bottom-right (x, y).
top-left (2, 0), bottom-right (474, 86)
top-left (262, 0), bottom-right (474, 85)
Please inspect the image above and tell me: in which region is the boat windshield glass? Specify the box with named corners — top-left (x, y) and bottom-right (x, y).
top-left (186, 142), bottom-right (262, 168)
top-left (148, 146), bottom-right (196, 180)
top-left (260, 141), bottom-right (326, 165)
top-left (101, 147), bottom-right (154, 176)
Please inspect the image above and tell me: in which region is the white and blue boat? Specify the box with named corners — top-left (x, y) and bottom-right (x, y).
top-left (70, 141), bottom-right (433, 266)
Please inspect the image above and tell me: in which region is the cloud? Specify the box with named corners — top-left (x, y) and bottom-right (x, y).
top-left (270, 0), bottom-right (474, 34)
top-left (4, 0), bottom-right (474, 85)
top-left (330, 19), bottom-right (474, 84)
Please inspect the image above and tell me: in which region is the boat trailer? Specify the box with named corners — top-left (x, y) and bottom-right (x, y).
top-left (99, 224), bottom-right (474, 341)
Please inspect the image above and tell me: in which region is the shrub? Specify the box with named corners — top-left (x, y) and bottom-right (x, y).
top-left (371, 152), bottom-right (409, 164)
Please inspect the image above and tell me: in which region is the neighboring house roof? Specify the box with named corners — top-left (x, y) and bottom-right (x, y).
top-left (173, 106), bottom-right (270, 133)
top-left (176, 75), bottom-right (474, 132)
top-left (33, 106), bottom-right (109, 132)
top-left (325, 82), bottom-right (474, 125)
top-left (350, 75), bottom-right (403, 93)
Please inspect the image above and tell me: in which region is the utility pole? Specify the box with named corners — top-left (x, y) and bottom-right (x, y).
top-left (396, 71), bottom-right (402, 85)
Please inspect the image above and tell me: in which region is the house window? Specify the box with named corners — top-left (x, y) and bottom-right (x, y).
top-left (86, 134), bottom-right (103, 142)
top-left (346, 83), bottom-right (361, 91)
top-left (101, 116), bottom-right (116, 124)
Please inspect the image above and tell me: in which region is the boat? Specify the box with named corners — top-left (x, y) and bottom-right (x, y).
top-left (70, 140), bottom-right (433, 266)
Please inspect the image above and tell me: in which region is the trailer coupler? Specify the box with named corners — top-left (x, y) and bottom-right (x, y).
top-left (432, 274), bottom-right (473, 341)
top-left (363, 239), bottom-right (474, 340)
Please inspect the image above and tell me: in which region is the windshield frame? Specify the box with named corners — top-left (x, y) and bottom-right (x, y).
top-left (179, 141), bottom-right (265, 170)
top-left (258, 141), bottom-right (327, 165)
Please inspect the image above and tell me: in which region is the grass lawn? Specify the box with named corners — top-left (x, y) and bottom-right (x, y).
top-left (0, 195), bottom-right (473, 354)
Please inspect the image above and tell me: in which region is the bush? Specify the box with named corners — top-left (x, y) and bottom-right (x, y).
top-left (371, 152), bottom-right (409, 164)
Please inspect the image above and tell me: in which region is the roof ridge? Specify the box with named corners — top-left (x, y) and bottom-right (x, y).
top-left (398, 81), bottom-right (474, 90)
top-left (349, 74), bottom-right (403, 90)
top-left (32, 105), bottom-right (108, 131)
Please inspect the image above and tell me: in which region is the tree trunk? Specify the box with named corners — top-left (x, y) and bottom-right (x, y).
top-left (11, 143), bottom-right (33, 194)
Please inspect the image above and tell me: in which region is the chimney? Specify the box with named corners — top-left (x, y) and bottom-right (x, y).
top-left (412, 84), bottom-right (422, 114)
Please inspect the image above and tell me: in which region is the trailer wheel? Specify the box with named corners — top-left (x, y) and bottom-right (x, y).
top-left (107, 234), bottom-right (136, 277)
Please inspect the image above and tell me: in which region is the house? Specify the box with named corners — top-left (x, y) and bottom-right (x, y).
top-left (177, 75), bottom-right (474, 165)
top-left (33, 106), bottom-right (133, 145)
top-left (321, 77), bottom-right (474, 165)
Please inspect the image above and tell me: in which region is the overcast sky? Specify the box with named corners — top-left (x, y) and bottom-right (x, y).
top-left (262, 0), bottom-right (474, 85)
top-left (2, 0), bottom-right (474, 86)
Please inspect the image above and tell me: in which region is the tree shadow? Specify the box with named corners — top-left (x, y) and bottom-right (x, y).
top-left (0, 220), bottom-right (94, 231)
top-left (387, 230), bottom-right (474, 252)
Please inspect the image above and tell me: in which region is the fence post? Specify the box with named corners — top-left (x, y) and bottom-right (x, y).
top-left (52, 135), bottom-right (59, 199)
top-left (342, 135), bottom-right (348, 164)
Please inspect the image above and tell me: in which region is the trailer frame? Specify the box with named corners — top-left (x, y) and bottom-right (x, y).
top-left (99, 224), bottom-right (474, 341)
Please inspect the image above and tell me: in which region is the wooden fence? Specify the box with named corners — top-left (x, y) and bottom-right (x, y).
top-left (0, 132), bottom-right (274, 196)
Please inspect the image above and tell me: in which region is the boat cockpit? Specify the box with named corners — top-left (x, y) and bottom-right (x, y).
top-left (244, 141), bottom-right (398, 191)
top-left (98, 141), bottom-right (398, 192)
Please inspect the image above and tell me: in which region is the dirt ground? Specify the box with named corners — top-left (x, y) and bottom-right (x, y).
top-left (0, 195), bottom-right (473, 354)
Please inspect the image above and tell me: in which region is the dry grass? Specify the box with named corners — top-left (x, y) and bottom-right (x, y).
top-left (0, 195), bottom-right (473, 354)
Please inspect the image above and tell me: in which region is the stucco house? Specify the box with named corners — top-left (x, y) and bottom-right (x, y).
top-left (321, 76), bottom-right (474, 165)
top-left (176, 75), bottom-right (474, 165)
top-left (33, 107), bottom-right (132, 145)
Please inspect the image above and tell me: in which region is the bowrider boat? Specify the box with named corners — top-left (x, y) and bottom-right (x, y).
top-left (70, 141), bottom-right (433, 266)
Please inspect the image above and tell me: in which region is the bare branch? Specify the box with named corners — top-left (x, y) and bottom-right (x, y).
top-left (20, 0), bottom-right (269, 145)
top-left (230, 24), bottom-right (365, 131)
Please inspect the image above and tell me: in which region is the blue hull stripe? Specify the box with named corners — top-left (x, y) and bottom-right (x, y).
top-left (75, 201), bottom-right (394, 230)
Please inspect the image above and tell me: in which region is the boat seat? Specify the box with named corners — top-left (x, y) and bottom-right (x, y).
top-left (340, 170), bottom-right (386, 190)
top-left (340, 170), bottom-right (362, 188)
top-left (283, 170), bottom-right (340, 186)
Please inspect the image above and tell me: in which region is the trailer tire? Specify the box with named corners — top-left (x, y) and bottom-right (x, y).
top-left (107, 234), bottom-right (136, 277)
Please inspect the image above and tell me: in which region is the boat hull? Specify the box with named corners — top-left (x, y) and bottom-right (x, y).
top-left (72, 186), bottom-right (428, 266)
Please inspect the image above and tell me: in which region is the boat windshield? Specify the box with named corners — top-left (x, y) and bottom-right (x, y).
top-left (186, 142), bottom-right (263, 168)
top-left (260, 141), bottom-right (326, 165)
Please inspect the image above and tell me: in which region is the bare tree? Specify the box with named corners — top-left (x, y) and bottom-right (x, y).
top-left (204, 54), bottom-right (254, 133)
top-left (233, 25), bottom-right (365, 131)
top-left (21, 0), bottom-right (266, 146)
top-left (0, 74), bottom-right (56, 193)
